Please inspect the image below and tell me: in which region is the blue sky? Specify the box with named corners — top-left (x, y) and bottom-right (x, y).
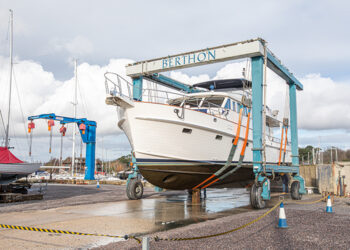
top-left (0, 0), bottom-right (349, 161)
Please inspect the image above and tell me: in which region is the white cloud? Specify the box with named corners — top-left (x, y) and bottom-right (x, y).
top-left (169, 61), bottom-right (350, 132)
top-left (0, 57), bottom-right (133, 139)
top-left (51, 36), bottom-right (94, 56)
top-left (170, 71), bottom-right (210, 85)
top-left (1, 57), bottom-right (350, 161)
top-left (0, 56), bottom-right (134, 161)
top-left (0, 9), bottom-right (29, 36)
top-left (298, 74), bottom-right (350, 130)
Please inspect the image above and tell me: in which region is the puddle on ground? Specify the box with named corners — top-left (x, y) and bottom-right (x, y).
top-left (66, 188), bottom-right (251, 235)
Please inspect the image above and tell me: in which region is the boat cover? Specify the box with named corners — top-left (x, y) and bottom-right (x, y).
top-left (193, 79), bottom-right (252, 90)
top-left (0, 147), bottom-right (23, 164)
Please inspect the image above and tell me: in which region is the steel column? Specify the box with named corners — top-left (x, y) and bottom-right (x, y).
top-left (84, 124), bottom-right (96, 180)
top-left (251, 56), bottom-right (264, 174)
top-left (133, 77), bottom-right (143, 101)
top-left (85, 142), bottom-right (96, 180)
top-left (289, 83), bottom-right (299, 167)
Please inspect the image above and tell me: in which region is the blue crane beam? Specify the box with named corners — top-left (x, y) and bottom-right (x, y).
top-left (144, 73), bottom-right (201, 93)
top-left (27, 113), bottom-right (97, 180)
top-left (267, 52), bottom-right (303, 90)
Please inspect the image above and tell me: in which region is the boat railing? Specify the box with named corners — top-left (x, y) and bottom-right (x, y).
top-left (104, 72), bottom-right (133, 101)
top-left (104, 72), bottom-right (289, 146)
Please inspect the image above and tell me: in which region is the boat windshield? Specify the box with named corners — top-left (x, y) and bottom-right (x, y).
top-left (201, 97), bottom-right (225, 108)
top-left (183, 97), bottom-right (203, 107)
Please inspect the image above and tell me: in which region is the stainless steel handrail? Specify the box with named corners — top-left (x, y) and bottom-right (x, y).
top-left (104, 72), bottom-right (289, 146)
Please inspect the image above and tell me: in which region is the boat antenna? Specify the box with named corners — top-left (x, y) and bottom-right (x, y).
top-left (5, 9), bottom-right (13, 148)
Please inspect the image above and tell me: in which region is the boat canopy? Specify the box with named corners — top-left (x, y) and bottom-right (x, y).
top-left (193, 79), bottom-right (251, 90)
top-left (0, 147), bottom-right (23, 164)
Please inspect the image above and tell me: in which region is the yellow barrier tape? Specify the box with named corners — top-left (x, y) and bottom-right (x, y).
top-left (1, 195), bottom-right (341, 245)
top-left (154, 201), bottom-right (282, 242)
top-left (0, 224), bottom-right (141, 244)
top-left (153, 195), bottom-right (332, 243)
top-left (285, 196), bottom-right (327, 205)
top-left (335, 195), bottom-right (349, 199)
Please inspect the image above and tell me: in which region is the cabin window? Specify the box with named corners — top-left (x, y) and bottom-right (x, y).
top-left (224, 99), bottom-right (231, 110)
top-left (215, 135), bottom-right (223, 140)
top-left (201, 97), bottom-right (225, 108)
top-left (184, 98), bottom-right (202, 108)
top-left (232, 101), bottom-right (236, 112)
top-left (237, 105), bottom-right (248, 116)
top-left (182, 128), bottom-right (192, 134)
top-left (244, 107), bottom-right (248, 116)
top-left (169, 99), bottom-right (182, 106)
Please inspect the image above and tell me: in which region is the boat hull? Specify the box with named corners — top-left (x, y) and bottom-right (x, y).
top-left (0, 163), bottom-right (41, 183)
top-left (138, 161), bottom-right (254, 190)
top-left (117, 101), bottom-right (292, 190)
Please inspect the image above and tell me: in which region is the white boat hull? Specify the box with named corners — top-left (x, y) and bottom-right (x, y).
top-left (116, 101), bottom-right (291, 189)
top-left (0, 163), bottom-right (40, 178)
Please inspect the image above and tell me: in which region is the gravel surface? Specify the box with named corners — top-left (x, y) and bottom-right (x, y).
top-left (100, 196), bottom-right (350, 250)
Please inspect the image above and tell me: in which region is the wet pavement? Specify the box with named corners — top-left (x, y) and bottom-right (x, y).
top-left (0, 184), bottom-right (252, 249)
top-left (103, 195), bottom-right (350, 250)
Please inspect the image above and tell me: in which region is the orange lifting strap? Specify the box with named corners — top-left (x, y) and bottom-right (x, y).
top-left (201, 109), bottom-right (251, 190)
top-left (282, 127), bottom-right (288, 164)
top-left (192, 107), bottom-right (244, 190)
top-left (278, 126), bottom-right (289, 165)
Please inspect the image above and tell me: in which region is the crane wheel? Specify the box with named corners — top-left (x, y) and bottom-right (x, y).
top-left (126, 179), bottom-right (143, 200)
top-left (250, 183), bottom-right (266, 209)
top-left (291, 181), bottom-right (302, 200)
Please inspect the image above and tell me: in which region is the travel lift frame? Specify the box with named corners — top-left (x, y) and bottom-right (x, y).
top-left (124, 38), bottom-right (306, 207)
top-left (27, 113), bottom-right (97, 180)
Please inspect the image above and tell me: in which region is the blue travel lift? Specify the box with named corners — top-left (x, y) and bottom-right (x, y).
top-left (124, 38), bottom-right (306, 207)
top-left (27, 113), bottom-right (97, 180)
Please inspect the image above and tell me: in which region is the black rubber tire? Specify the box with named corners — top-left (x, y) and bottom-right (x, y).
top-left (291, 181), bottom-right (302, 200)
top-left (126, 179), bottom-right (133, 200)
top-left (127, 179), bottom-right (143, 200)
top-left (250, 183), bottom-right (266, 209)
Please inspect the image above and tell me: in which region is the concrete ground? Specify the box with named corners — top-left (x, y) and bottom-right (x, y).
top-left (0, 183), bottom-right (349, 249)
top-left (105, 195), bottom-right (350, 250)
top-left (0, 183), bottom-right (250, 249)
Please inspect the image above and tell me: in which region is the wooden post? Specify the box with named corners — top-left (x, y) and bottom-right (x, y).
top-left (192, 189), bottom-right (200, 204)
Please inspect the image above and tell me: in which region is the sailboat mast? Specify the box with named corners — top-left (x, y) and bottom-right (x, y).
top-left (5, 9), bottom-right (13, 148)
top-left (71, 59), bottom-right (78, 176)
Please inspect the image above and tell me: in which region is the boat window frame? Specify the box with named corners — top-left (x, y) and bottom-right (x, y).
top-left (223, 97), bottom-right (231, 110)
top-left (201, 96), bottom-right (225, 108)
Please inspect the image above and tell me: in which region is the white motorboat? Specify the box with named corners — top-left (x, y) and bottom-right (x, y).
top-left (104, 73), bottom-right (291, 190)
